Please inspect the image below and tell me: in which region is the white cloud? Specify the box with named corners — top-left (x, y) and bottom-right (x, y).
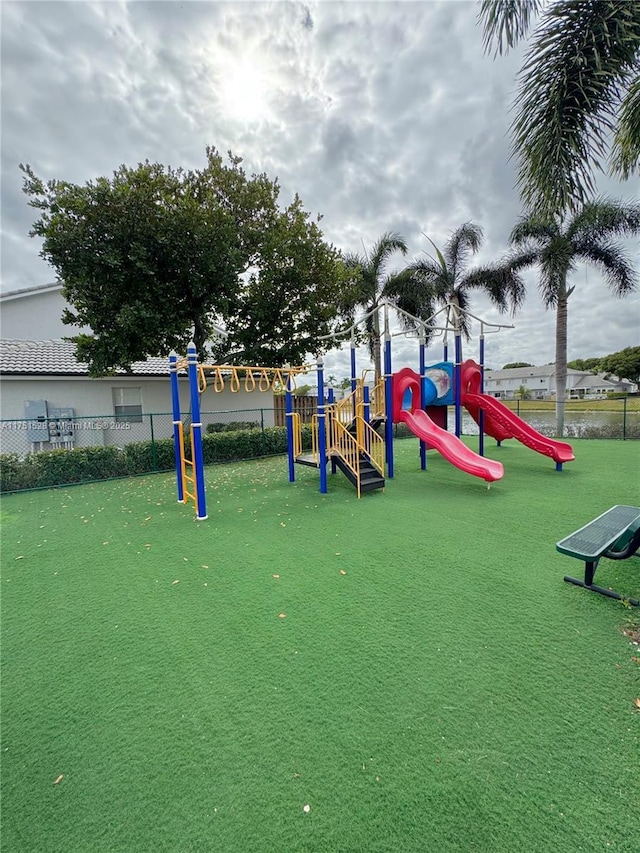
top-left (1, 0), bottom-right (638, 375)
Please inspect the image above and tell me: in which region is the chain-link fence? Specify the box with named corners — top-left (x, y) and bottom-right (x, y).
top-left (0, 408), bottom-right (281, 493)
top-left (1, 402), bottom-right (637, 493)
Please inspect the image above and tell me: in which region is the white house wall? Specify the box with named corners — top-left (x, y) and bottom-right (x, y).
top-left (0, 288), bottom-right (85, 340)
top-left (0, 375), bottom-right (276, 456)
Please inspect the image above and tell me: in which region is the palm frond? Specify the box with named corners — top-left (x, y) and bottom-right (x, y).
top-left (451, 289), bottom-right (473, 340)
top-left (512, 0), bottom-right (640, 216)
top-left (610, 74), bottom-right (640, 179)
top-left (566, 197), bottom-right (640, 242)
top-left (407, 256), bottom-right (445, 282)
top-left (462, 264), bottom-right (527, 314)
top-left (445, 222), bottom-right (483, 283)
top-left (368, 231), bottom-right (408, 278)
top-left (537, 243), bottom-right (576, 308)
top-left (479, 0), bottom-right (542, 57)
top-left (509, 217), bottom-right (558, 247)
top-left (572, 239), bottom-right (638, 296)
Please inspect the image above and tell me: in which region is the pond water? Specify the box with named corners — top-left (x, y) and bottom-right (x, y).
top-left (454, 410), bottom-right (640, 440)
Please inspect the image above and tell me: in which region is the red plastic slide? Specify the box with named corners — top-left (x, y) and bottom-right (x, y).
top-left (401, 409), bottom-right (504, 483)
top-left (460, 360), bottom-right (574, 465)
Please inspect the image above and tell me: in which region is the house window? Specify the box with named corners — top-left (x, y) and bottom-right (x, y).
top-left (495, 380), bottom-right (502, 386)
top-left (113, 387), bottom-right (143, 423)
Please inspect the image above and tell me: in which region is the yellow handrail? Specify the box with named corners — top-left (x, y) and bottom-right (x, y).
top-left (331, 420), bottom-right (362, 497)
top-left (291, 412), bottom-right (302, 458)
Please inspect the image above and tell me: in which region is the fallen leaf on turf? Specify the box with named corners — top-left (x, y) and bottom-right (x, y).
top-left (303, 804), bottom-right (310, 813)
top-left (278, 613), bottom-right (286, 619)
top-left (53, 775), bottom-right (63, 784)
top-left (273, 574), bottom-right (280, 579)
top-left (201, 565), bottom-right (209, 569)
top-left (15, 556), bottom-right (23, 560)
top-left (631, 657), bottom-right (639, 663)
top-left (635, 698), bottom-right (640, 709)
top-left (172, 580), bottom-right (180, 585)
top-left (340, 570), bottom-right (347, 575)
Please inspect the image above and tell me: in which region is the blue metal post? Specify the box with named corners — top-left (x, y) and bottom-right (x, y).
top-left (454, 332), bottom-right (462, 438)
top-left (478, 333), bottom-right (485, 457)
top-left (443, 337), bottom-right (449, 432)
top-left (419, 336), bottom-right (427, 470)
top-left (169, 352), bottom-right (185, 503)
top-left (350, 333), bottom-right (357, 418)
top-left (285, 375), bottom-right (295, 482)
top-left (317, 360), bottom-right (328, 493)
top-left (384, 332), bottom-right (394, 479)
top-left (187, 343), bottom-right (207, 520)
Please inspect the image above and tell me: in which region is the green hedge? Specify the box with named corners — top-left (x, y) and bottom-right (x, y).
top-left (205, 421), bottom-right (259, 434)
top-left (0, 425), bottom-right (312, 493)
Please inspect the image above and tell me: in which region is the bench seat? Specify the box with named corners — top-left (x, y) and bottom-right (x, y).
top-left (557, 505), bottom-right (640, 606)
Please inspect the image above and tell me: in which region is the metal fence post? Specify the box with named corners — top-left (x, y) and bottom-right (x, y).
top-left (149, 413), bottom-right (157, 471)
top-left (623, 396), bottom-right (627, 440)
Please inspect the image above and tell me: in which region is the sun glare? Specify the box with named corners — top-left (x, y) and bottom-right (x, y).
top-left (219, 58), bottom-right (270, 123)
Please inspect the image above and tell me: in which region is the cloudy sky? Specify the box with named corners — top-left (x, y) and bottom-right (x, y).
top-left (1, 0), bottom-right (638, 378)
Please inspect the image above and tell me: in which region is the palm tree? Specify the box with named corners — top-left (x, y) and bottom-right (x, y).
top-left (343, 232), bottom-right (410, 381)
top-left (506, 198), bottom-right (640, 435)
top-left (399, 222), bottom-right (526, 344)
top-left (479, 1), bottom-right (640, 218)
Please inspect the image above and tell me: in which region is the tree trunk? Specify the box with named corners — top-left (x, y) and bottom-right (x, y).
top-left (554, 282), bottom-right (569, 437)
top-left (193, 315), bottom-right (209, 364)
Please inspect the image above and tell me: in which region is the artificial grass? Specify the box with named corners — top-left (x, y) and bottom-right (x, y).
top-left (1, 438), bottom-right (639, 853)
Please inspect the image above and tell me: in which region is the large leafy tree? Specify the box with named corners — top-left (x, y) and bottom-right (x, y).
top-left (21, 148), bottom-right (348, 375)
top-left (213, 195), bottom-right (352, 367)
top-left (342, 232), bottom-right (412, 381)
top-left (599, 345), bottom-right (640, 383)
top-left (506, 198), bottom-right (640, 435)
top-left (400, 222), bottom-right (526, 344)
top-left (479, 0), bottom-right (640, 217)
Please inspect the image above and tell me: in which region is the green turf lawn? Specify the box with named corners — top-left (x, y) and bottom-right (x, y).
top-left (1, 438), bottom-right (639, 852)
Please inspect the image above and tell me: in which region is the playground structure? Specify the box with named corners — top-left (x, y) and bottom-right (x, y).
top-left (170, 301), bottom-right (574, 517)
top-left (169, 343), bottom-right (309, 519)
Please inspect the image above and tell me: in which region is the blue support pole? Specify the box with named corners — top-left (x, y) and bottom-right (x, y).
top-left (187, 342), bottom-right (207, 520)
top-left (317, 360), bottom-right (328, 494)
top-left (350, 334), bottom-right (357, 419)
top-left (454, 332), bottom-right (462, 438)
top-left (285, 375), bottom-right (295, 483)
top-left (478, 333), bottom-right (485, 457)
top-left (169, 352), bottom-right (185, 503)
top-left (419, 336), bottom-right (427, 470)
top-left (384, 333), bottom-right (394, 479)
top-left (443, 337), bottom-right (449, 432)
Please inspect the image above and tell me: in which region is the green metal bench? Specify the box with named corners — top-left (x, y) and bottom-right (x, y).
top-left (557, 505), bottom-right (640, 606)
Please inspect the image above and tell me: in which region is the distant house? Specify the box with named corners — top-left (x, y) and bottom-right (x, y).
top-left (0, 286), bottom-right (275, 456)
top-left (484, 365), bottom-right (637, 400)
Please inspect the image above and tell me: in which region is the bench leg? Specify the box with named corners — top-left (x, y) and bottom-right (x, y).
top-left (584, 560), bottom-right (597, 586)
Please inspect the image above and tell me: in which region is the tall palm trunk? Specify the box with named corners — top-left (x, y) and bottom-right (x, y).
top-left (554, 281), bottom-right (569, 437)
